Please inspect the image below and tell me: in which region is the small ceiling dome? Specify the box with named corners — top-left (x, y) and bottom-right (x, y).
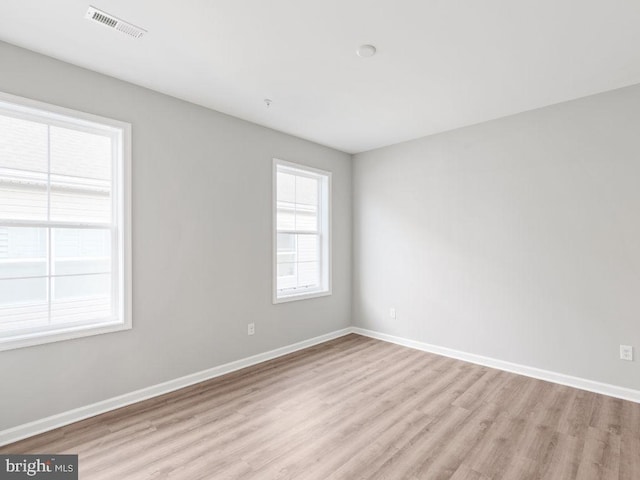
top-left (356, 45), bottom-right (377, 58)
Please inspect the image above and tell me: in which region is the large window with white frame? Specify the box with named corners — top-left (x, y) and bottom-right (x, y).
top-left (0, 92), bottom-right (131, 351)
top-left (273, 159), bottom-right (331, 303)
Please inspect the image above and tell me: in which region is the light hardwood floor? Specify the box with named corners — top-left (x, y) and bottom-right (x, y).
top-left (2, 334), bottom-right (639, 479)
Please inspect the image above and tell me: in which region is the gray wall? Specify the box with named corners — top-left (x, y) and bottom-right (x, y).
top-left (0, 41), bottom-right (352, 431)
top-left (353, 84), bottom-right (640, 391)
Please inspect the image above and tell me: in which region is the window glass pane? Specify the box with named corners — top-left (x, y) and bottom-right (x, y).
top-left (49, 126), bottom-right (112, 224)
top-left (276, 172), bottom-right (295, 203)
top-left (53, 228), bottom-right (111, 275)
top-left (0, 296), bottom-right (48, 335)
top-left (0, 277), bottom-right (47, 308)
top-left (296, 175), bottom-right (318, 205)
top-left (276, 232), bottom-right (295, 252)
top-left (295, 204), bottom-right (318, 231)
top-left (277, 263), bottom-right (297, 291)
top-left (297, 234), bottom-right (319, 262)
top-left (0, 114), bottom-right (48, 173)
top-left (276, 233), bottom-right (296, 263)
top-left (50, 127), bottom-right (112, 180)
top-left (276, 232), bottom-right (297, 290)
top-left (0, 227), bottom-right (47, 279)
top-left (50, 177), bottom-right (111, 223)
top-left (297, 262), bottom-right (320, 288)
top-left (277, 263), bottom-right (296, 276)
top-left (0, 176), bottom-right (48, 221)
top-left (52, 273), bottom-right (111, 324)
top-left (277, 233), bottom-right (322, 291)
top-left (276, 202), bottom-right (295, 230)
top-left (53, 272), bottom-right (110, 301)
top-left (0, 277), bottom-right (48, 334)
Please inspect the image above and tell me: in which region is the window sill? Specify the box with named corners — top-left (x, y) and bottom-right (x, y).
top-left (273, 290), bottom-right (332, 304)
top-left (0, 318), bottom-right (131, 352)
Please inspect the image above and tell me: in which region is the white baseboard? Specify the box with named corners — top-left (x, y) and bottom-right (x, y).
top-left (352, 327), bottom-right (640, 404)
top-left (4, 325), bottom-right (638, 447)
top-left (0, 328), bottom-right (352, 447)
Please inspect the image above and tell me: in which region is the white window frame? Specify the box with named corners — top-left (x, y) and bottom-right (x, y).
top-left (0, 91), bottom-right (132, 351)
top-left (273, 158), bottom-right (331, 304)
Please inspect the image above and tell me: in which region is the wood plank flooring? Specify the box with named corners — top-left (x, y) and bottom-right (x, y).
top-left (2, 334), bottom-right (639, 479)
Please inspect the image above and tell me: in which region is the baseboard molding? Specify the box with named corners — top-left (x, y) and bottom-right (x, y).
top-left (5, 325), bottom-right (638, 447)
top-left (352, 327), bottom-right (640, 404)
top-left (0, 328), bottom-right (352, 447)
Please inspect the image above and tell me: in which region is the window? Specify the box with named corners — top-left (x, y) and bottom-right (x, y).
top-left (0, 92), bottom-right (131, 351)
top-left (273, 159), bottom-right (331, 303)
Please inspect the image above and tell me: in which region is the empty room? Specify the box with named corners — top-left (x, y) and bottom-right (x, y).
top-left (0, 1), bottom-right (639, 479)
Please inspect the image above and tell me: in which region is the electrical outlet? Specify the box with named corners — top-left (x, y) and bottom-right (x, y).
top-left (248, 323), bottom-right (255, 336)
top-left (389, 308), bottom-right (396, 320)
top-left (620, 345), bottom-right (633, 361)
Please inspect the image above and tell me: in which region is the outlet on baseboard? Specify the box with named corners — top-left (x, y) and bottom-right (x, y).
top-left (620, 345), bottom-right (633, 361)
top-left (248, 323), bottom-right (255, 336)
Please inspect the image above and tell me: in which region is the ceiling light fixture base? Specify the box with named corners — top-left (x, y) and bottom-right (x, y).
top-left (356, 45), bottom-right (377, 58)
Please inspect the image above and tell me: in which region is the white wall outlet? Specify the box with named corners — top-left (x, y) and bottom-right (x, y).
top-left (620, 345), bottom-right (633, 361)
top-left (389, 308), bottom-right (396, 320)
top-left (248, 323), bottom-right (255, 336)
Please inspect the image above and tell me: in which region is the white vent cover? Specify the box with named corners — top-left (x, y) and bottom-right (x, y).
top-left (85, 6), bottom-right (147, 38)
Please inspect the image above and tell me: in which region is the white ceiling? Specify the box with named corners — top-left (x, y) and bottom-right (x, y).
top-left (1, 0), bottom-right (640, 154)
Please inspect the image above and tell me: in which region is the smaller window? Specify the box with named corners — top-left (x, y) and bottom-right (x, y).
top-left (273, 159), bottom-right (331, 303)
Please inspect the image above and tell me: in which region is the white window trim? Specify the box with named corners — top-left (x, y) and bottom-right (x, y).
top-left (272, 158), bottom-right (332, 304)
top-left (0, 91), bottom-right (132, 351)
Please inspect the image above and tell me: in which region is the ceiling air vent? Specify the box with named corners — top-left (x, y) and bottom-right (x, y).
top-left (85, 6), bottom-right (147, 39)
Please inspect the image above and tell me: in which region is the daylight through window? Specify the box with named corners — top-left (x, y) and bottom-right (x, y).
top-left (274, 159), bottom-right (330, 303)
top-left (0, 93), bottom-right (131, 350)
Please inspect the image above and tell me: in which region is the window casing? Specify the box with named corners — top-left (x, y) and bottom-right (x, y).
top-left (0, 92), bottom-right (131, 351)
top-left (273, 159), bottom-right (331, 303)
